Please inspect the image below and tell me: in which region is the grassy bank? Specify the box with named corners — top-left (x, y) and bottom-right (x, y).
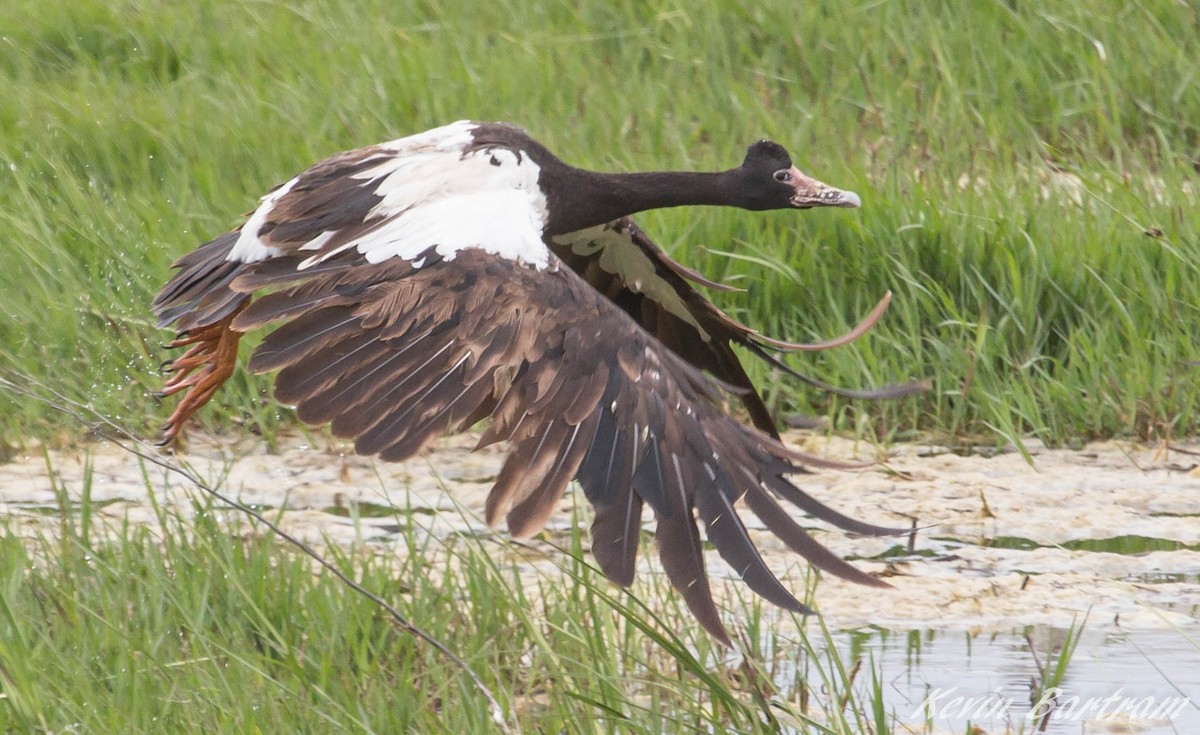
top-left (0, 457), bottom-right (901, 734)
top-left (0, 0), bottom-right (1196, 447)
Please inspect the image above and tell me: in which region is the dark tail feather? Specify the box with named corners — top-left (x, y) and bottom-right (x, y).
top-left (153, 231), bottom-right (248, 330)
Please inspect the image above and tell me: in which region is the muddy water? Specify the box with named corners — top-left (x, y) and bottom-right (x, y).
top-left (2, 430), bottom-right (1197, 732)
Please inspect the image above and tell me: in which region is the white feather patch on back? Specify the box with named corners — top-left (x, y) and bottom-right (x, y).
top-left (226, 121), bottom-right (481, 265)
top-left (300, 145), bottom-right (551, 270)
top-left (376, 120), bottom-right (476, 156)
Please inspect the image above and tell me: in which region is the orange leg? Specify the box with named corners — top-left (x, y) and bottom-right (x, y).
top-left (157, 303), bottom-right (247, 445)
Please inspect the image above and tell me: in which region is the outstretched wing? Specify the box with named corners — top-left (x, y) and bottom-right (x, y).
top-left (551, 219), bottom-right (924, 437)
top-left (227, 245), bottom-right (895, 644)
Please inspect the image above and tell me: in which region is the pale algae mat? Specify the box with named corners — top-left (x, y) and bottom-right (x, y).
top-left (3, 431), bottom-right (1197, 733)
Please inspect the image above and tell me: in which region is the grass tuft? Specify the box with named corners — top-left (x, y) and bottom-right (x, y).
top-left (0, 448), bottom-right (910, 733)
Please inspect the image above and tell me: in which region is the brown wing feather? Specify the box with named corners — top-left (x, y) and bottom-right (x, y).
top-left (150, 145), bottom-right (424, 441)
top-left (155, 214), bottom-right (904, 643)
top-left (190, 249), bottom-right (902, 643)
top-left (258, 147), bottom-right (399, 254)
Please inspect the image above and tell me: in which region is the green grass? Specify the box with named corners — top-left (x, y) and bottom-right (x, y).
top-left (0, 450), bottom-right (903, 734)
top-left (1, 0), bottom-right (1197, 447)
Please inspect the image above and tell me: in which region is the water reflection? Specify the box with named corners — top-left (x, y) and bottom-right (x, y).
top-left (790, 626), bottom-right (1199, 734)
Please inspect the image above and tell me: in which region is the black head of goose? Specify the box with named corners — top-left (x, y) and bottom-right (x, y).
top-left (153, 120), bottom-right (912, 645)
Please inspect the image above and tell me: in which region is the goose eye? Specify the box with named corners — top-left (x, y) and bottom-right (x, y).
top-left (773, 170), bottom-right (792, 183)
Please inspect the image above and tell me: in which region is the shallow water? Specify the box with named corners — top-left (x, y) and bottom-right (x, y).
top-left (804, 625), bottom-right (1200, 734)
top-left (2, 430), bottom-right (1198, 731)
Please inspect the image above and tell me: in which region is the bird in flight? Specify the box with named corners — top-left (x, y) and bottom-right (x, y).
top-left (154, 120), bottom-right (918, 644)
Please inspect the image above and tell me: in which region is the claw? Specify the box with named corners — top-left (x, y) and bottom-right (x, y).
top-left (156, 302), bottom-right (247, 444)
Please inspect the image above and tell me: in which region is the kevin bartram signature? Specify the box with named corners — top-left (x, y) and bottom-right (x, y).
top-left (913, 686), bottom-right (1192, 724)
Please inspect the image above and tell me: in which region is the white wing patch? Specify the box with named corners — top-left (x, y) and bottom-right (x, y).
top-left (227, 176), bottom-right (299, 263)
top-left (297, 230), bottom-right (337, 252)
top-left (302, 146), bottom-right (549, 270)
top-left (227, 120), bottom-right (552, 270)
top-left (554, 225), bottom-right (705, 335)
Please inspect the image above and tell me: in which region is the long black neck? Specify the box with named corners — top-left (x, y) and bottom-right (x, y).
top-left (541, 167), bottom-right (743, 237)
